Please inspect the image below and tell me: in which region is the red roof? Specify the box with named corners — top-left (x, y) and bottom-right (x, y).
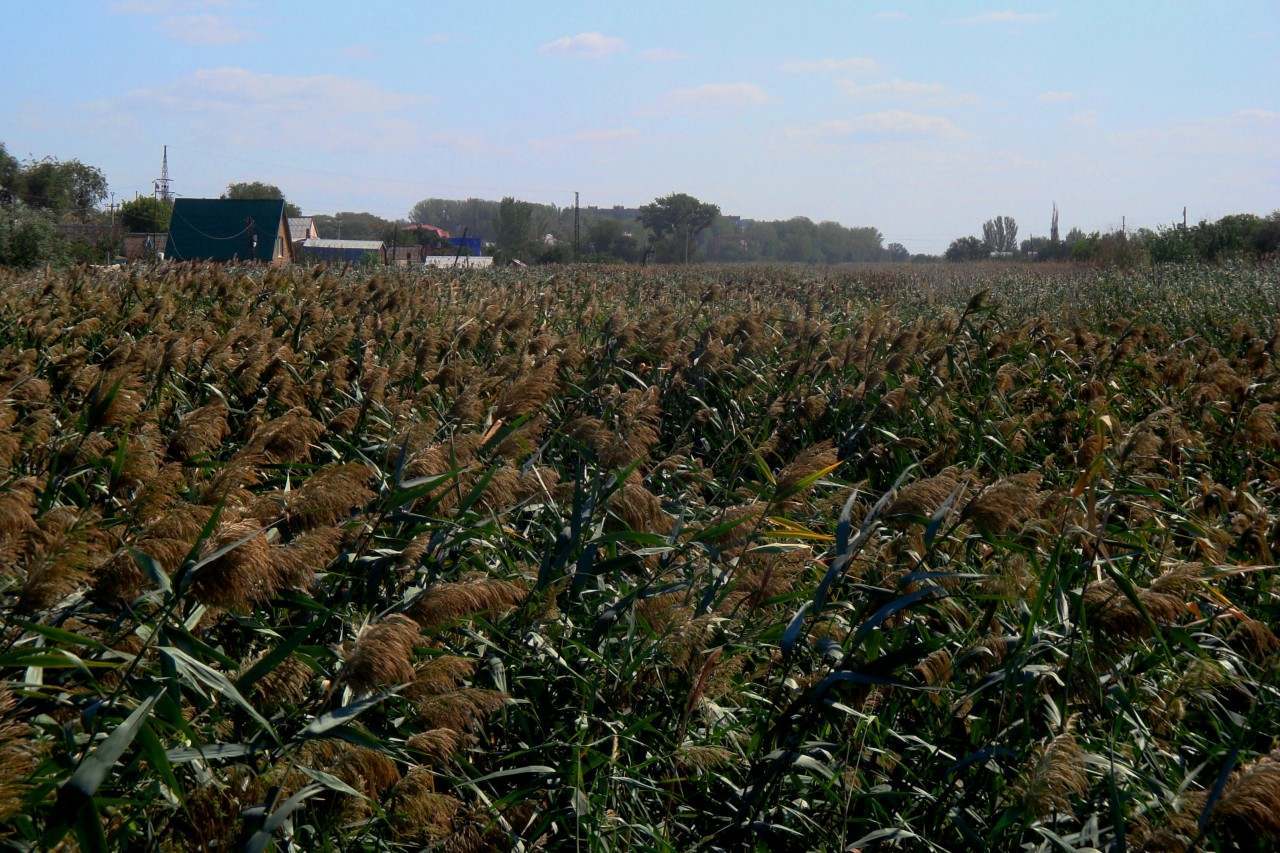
top-left (402, 223), bottom-right (450, 238)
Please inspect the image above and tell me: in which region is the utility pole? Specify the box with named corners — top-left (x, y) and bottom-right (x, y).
top-left (1183, 206), bottom-right (1187, 230)
top-left (573, 191), bottom-right (580, 259)
top-left (108, 192), bottom-right (115, 264)
top-left (1121, 215), bottom-right (1125, 237)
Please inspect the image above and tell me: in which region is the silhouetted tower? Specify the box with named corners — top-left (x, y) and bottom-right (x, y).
top-left (1050, 202), bottom-right (1060, 243)
top-left (153, 145), bottom-right (173, 202)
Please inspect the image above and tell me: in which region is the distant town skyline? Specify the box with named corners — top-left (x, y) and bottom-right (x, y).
top-left (2, 0), bottom-right (1277, 252)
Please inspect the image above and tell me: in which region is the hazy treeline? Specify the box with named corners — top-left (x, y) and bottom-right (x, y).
top-left (948, 211), bottom-right (1280, 266)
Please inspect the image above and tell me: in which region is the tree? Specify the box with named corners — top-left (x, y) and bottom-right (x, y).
top-left (120, 196), bottom-right (171, 233)
top-left (945, 236), bottom-right (988, 262)
top-left (982, 216), bottom-right (1018, 254)
top-left (19, 157), bottom-right (107, 217)
top-left (0, 143), bottom-right (20, 204)
top-left (223, 181), bottom-right (301, 218)
top-left (0, 205), bottom-right (64, 268)
top-left (638, 192), bottom-right (720, 263)
top-left (1020, 236), bottom-right (1051, 257)
top-left (886, 242), bottom-right (910, 262)
top-left (585, 218), bottom-right (638, 261)
top-left (312, 211), bottom-right (392, 241)
top-left (494, 197), bottom-right (534, 263)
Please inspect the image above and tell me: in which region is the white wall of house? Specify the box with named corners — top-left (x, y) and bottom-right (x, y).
top-left (422, 256), bottom-right (494, 268)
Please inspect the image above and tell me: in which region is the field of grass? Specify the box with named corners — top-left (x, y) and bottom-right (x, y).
top-left (1, 261), bottom-right (1278, 851)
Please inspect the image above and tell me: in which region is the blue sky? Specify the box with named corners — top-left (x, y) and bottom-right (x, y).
top-left (3, 1), bottom-right (1277, 252)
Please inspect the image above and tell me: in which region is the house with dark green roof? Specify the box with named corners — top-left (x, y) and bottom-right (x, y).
top-left (165, 198), bottom-right (294, 264)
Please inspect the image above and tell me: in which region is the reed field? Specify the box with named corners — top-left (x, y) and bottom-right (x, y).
top-left (1, 260), bottom-right (1279, 851)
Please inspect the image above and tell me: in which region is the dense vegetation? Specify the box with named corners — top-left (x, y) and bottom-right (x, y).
top-left (948, 212), bottom-right (1280, 267)
top-left (0, 262), bottom-right (1278, 851)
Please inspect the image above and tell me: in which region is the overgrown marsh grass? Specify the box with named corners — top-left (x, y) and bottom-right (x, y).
top-left (0, 261), bottom-right (1277, 850)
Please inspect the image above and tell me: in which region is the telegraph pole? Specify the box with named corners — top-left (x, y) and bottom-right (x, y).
top-left (573, 191), bottom-right (580, 258)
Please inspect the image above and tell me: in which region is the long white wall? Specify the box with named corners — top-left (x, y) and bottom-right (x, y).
top-left (422, 256), bottom-right (494, 268)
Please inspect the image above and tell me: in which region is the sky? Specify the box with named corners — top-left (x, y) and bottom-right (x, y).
top-left (2, 1), bottom-right (1277, 253)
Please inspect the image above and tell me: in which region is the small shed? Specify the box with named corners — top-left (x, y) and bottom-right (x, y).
top-left (166, 198), bottom-right (293, 264)
top-left (390, 245), bottom-right (425, 266)
top-left (300, 238), bottom-right (387, 265)
top-left (288, 217), bottom-right (318, 255)
top-left (123, 232), bottom-right (168, 261)
top-left (288, 217), bottom-right (318, 242)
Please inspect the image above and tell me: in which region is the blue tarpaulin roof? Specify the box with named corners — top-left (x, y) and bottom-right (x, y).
top-left (448, 236), bottom-right (483, 255)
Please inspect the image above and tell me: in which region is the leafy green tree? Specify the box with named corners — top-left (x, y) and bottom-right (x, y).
top-left (639, 192), bottom-right (720, 263)
top-left (1020, 236), bottom-right (1051, 257)
top-left (982, 216), bottom-right (1018, 254)
top-left (495, 196), bottom-right (534, 263)
top-left (585, 218), bottom-right (639, 262)
top-left (223, 181), bottom-right (301, 218)
top-left (0, 143), bottom-right (20, 204)
top-left (0, 205), bottom-right (64, 268)
top-left (312, 211), bottom-right (394, 241)
top-left (886, 242), bottom-right (910, 262)
top-left (19, 158), bottom-right (107, 217)
top-left (120, 196), bottom-right (172, 233)
top-left (945, 236), bottom-right (988, 261)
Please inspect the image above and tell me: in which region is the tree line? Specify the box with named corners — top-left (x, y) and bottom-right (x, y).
top-left (3, 140), bottom-right (1277, 269)
top-left (946, 210), bottom-right (1280, 265)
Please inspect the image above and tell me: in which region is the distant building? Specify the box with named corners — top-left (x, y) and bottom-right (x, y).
top-left (287, 217), bottom-right (318, 252)
top-left (390, 245), bottom-right (425, 266)
top-left (123, 232), bottom-right (167, 261)
top-left (166, 198), bottom-right (293, 264)
top-left (448, 235), bottom-right (483, 256)
top-left (422, 255), bottom-right (493, 268)
top-left (299, 238), bottom-right (386, 265)
top-left (401, 223), bottom-right (451, 240)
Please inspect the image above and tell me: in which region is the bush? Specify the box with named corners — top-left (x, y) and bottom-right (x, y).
top-left (945, 235), bottom-right (989, 261)
top-left (0, 205), bottom-right (65, 268)
top-left (120, 196), bottom-right (172, 234)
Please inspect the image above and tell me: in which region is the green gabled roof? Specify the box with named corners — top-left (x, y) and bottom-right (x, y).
top-left (166, 198), bottom-right (287, 262)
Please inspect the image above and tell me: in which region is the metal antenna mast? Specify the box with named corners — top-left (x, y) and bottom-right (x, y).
top-left (153, 145), bottom-right (173, 202)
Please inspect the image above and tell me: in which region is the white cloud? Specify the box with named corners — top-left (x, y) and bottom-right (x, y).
top-left (341, 44), bottom-right (375, 61)
top-left (662, 82), bottom-right (770, 110)
top-left (539, 32), bottom-right (626, 58)
top-left (133, 67), bottom-right (421, 113)
top-left (640, 47), bottom-right (685, 62)
top-left (874, 11), bottom-right (909, 20)
top-left (1069, 109), bottom-right (1100, 128)
top-left (788, 110), bottom-right (965, 141)
top-left (959, 10), bottom-right (1052, 23)
top-left (780, 57), bottom-right (878, 74)
top-left (158, 12), bottom-right (249, 44)
top-left (109, 0), bottom-right (224, 13)
top-left (106, 68), bottom-right (440, 156)
top-left (840, 79), bottom-right (946, 98)
top-left (1037, 90), bottom-right (1078, 103)
top-left (531, 127), bottom-right (640, 149)
top-left (1236, 108), bottom-right (1278, 121)
top-left (838, 79), bottom-right (977, 107)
